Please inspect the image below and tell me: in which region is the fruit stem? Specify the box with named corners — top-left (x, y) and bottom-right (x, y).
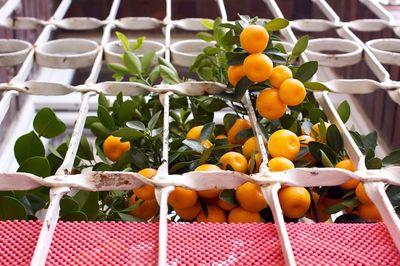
top-left (307, 187), bottom-right (320, 223)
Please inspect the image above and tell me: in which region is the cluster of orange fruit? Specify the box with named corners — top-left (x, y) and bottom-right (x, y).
top-left (227, 25), bottom-right (306, 120)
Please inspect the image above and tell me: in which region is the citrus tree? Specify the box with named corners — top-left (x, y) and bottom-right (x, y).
top-left (3, 16), bottom-right (400, 223)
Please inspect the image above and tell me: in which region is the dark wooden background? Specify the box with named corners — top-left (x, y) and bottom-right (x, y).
top-left (0, 0), bottom-right (399, 149)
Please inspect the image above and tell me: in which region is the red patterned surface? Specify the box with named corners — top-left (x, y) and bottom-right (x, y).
top-left (0, 221), bottom-right (399, 265)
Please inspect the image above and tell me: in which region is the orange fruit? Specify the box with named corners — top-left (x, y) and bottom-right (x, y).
top-left (129, 195), bottom-right (158, 220)
top-left (279, 78), bottom-right (306, 106)
top-left (248, 152), bottom-right (262, 173)
top-left (243, 53), bottom-right (273, 82)
top-left (358, 203), bottom-right (381, 222)
top-left (194, 164), bottom-right (221, 198)
top-left (227, 65), bottom-right (245, 87)
top-left (355, 183), bottom-right (371, 204)
top-left (240, 25), bottom-right (269, 53)
top-left (310, 122), bottom-right (330, 143)
top-left (278, 186), bottom-right (311, 218)
top-left (269, 65), bottom-right (293, 88)
top-left (227, 118), bottom-right (252, 144)
top-left (256, 88), bottom-right (287, 120)
top-left (133, 168), bottom-right (157, 200)
top-left (215, 134), bottom-right (227, 140)
top-left (196, 205), bottom-right (227, 223)
top-left (103, 135), bottom-right (130, 161)
top-left (268, 157), bottom-right (295, 172)
top-left (236, 182), bottom-right (268, 212)
top-left (267, 129), bottom-right (300, 161)
top-left (186, 125), bottom-right (212, 149)
top-left (217, 199), bottom-right (236, 211)
top-left (228, 207), bottom-right (261, 223)
top-left (336, 159), bottom-right (359, 190)
top-left (242, 136), bottom-right (261, 159)
top-left (219, 152), bottom-right (248, 173)
top-left (298, 135), bottom-right (315, 164)
top-left (175, 201), bottom-right (201, 220)
top-left (168, 187), bottom-right (198, 209)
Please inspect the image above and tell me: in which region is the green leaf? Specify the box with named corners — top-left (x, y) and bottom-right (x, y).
top-left (98, 92), bottom-right (109, 109)
top-left (113, 128), bottom-right (143, 141)
top-left (149, 65), bottom-right (160, 84)
top-left (294, 61), bottom-right (318, 82)
top-left (60, 211), bottom-right (88, 221)
top-left (336, 100), bottom-right (350, 123)
top-left (73, 191), bottom-right (99, 221)
top-left (196, 32), bottom-right (214, 42)
top-left (200, 122), bottom-right (215, 142)
top-left (223, 114), bottom-right (238, 132)
top-left (366, 157), bottom-right (382, 169)
top-left (116, 31), bottom-right (130, 51)
top-left (123, 51), bottom-right (142, 74)
top-left (321, 150), bottom-right (334, 167)
top-left (0, 196), bottom-right (26, 220)
top-left (309, 108), bottom-right (328, 124)
top-left (235, 128), bottom-right (253, 141)
top-left (383, 149), bottom-right (400, 166)
top-left (199, 145), bottom-right (214, 165)
top-left (219, 189), bottom-right (238, 206)
top-left (201, 19), bottom-right (214, 30)
top-left (14, 131), bottom-right (45, 164)
top-left (118, 212), bottom-right (145, 222)
top-left (183, 140), bottom-right (204, 153)
top-left (234, 76), bottom-right (252, 100)
top-left (77, 135), bottom-right (94, 161)
top-left (362, 131), bottom-right (377, 153)
top-left (386, 185), bottom-right (400, 206)
top-left (118, 100), bottom-right (136, 123)
top-left (264, 18), bottom-right (289, 31)
top-left (126, 121), bottom-right (146, 131)
top-left (148, 110), bottom-right (162, 131)
top-left (97, 105), bottom-right (115, 130)
top-left (108, 63), bottom-right (129, 75)
top-left (158, 57), bottom-right (177, 73)
top-left (199, 98), bottom-right (227, 112)
top-left (304, 81), bottom-right (331, 92)
top-left (159, 65), bottom-right (180, 84)
top-left (33, 108), bottom-right (66, 138)
top-left (290, 35), bottom-right (309, 61)
top-left (132, 36), bottom-right (145, 50)
top-left (141, 50), bottom-right (156, 74)
top-left (90, 122), bottom-right (111, 139)
top-left (308, 141), bottom-right (337, 164)
top-left (60, 196), bottom-right (79, 216)
top-left (17, 156), bottom-right (50, 177)
top-left (226, 52), bottom-right (248, 66)
top-left (326, 124), bottom-right (343, 153)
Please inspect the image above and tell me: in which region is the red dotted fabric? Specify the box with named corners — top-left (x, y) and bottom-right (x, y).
top-left (0, 221), bottom-right (398, 265)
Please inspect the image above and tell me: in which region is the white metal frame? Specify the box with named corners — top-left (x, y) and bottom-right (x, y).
top-left (0, 0), bottom-right (399, 265)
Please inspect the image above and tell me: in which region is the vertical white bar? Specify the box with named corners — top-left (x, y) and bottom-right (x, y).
top-left (30, 187), bottom-right (70, 266)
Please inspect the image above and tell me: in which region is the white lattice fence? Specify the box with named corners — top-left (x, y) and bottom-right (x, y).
top-left (0, 0), bottom-right (399, 265)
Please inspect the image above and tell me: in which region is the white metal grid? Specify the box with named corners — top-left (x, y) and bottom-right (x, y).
top-left (0, 0), bottom-right (399, 265)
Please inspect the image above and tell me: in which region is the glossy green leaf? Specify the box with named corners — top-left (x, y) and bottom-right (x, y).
top-left (290, 35), bottom-right (309, 61)
top-left (17, 156), bottom-right (50, 177)
top-left (383, 149), bottom-right (400, 166)
top-left (304, 81), bottom-right (331, 92)
top-left (196, 32), bottom-right (214, 42)
top-left (264, 18), bottom-right (289, 31)
top-left (148, 110), bottom-right (162, 131)
top-left (183, 140), bottom-right (204, 153)
top-left (60, 211), bottom-right (88, 221)
top-left (60, 196), bottom-right (79, 216)
top-left (33, 108), bottom-right (66, 138)
top-left (200, 122), bottom-right (215, 142)
top-left (113, 128), bottom-right (143, 141)
top-left (77, 135), bottom-right (94, 161)
top-left (90, 122), bottom-right (111, 139)
top-left (219, 189), bottom-right (238, 206)
top-left (123, 51), bottom-right (142, 74)
top-left (366, 157), bottom-right (382, 169)
top-left (108, 63), bottom-right (129, 75)
top-left (159, 65), bottom-right (181, 84)
top-left (294, 61), bottom-right (318, 82)
top-left (326, 124), bottom-right (343, 153)
top-left (116, 31), bottom-right (130, 51)
top-left (14, 131), bottom-right (45, 164)
top-left (0, 196), bottom-right (26, 220)
top-left (97, 105), bottom-right (115, 130)
top-left (201, 19), bottom-right (214, 30)
top-left (140, 50), bottom-right (156, 74)
top-left (74, 191), bottom-right (99, 221)
top-left (336, 100), bottom-right (350, 123)
top-left (132, 36), bottom-right (145, 50)
top-left (234, 76), bottom-right (252, 100)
